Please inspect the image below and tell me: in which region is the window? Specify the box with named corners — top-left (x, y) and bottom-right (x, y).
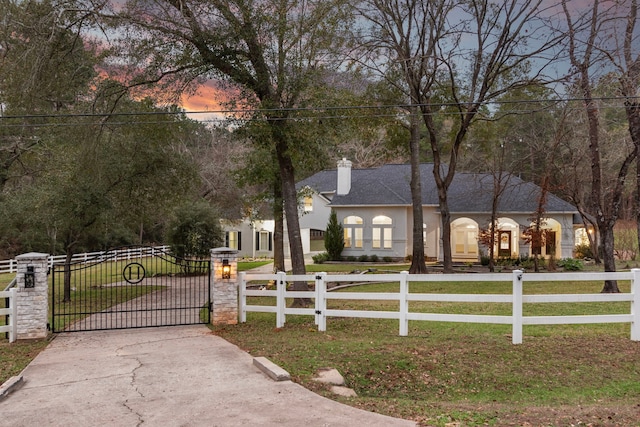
top-left (343, 215), bottom-right (363, 248)
top-left (372, 215), bottom-right (392, 249)
top-left (303, 196), bottom-right (313, 212)
top-left (255, 231), bottom-right (272, 251)
top-left (225, 231), bottom-right (241, 250)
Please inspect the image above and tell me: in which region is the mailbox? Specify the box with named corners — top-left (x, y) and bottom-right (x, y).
top-left (24, 265), bottom-right (35, 288)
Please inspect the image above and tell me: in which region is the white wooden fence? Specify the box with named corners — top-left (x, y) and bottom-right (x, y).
top-left (239, 269), bottom-right (640, 344)
top-left (0, 286), bottom-right (17, 343)
top-left (0, 245), bottom-right (170, 274)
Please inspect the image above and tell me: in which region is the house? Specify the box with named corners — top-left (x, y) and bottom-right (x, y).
top-left (221, 218), bottom-right (275, 259)
top-left (296, 159), bottom-right (582, 262)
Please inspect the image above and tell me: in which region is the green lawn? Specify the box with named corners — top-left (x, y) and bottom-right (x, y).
top-left (215, 276), bottom-right (640, 426)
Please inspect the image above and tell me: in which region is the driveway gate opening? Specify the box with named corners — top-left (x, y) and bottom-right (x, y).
top-left (51, 246), bottom-right (210, 332)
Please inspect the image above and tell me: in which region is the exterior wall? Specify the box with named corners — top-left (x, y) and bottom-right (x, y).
top-left (405, 206), bottom-right (441, 260)
top-left (452, 213), bottom-right (577, 261)
top-left (221, 219), bottom-right (274, 258)
top-left (336, 206), bottom-right (408, 259)
top-left (298, 193), bottom-right (333, 254)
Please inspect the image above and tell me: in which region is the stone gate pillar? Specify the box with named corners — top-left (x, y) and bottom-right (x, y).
top-left (15, 252), bottom-right (49, 339)
top-left (210, 248), bottom-right (239, 325)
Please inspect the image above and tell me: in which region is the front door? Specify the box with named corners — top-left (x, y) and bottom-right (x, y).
top-left (498, 231), bottom-right (511, 257)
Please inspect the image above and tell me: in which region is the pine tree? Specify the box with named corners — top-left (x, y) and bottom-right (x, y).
top-left (324, 210), bottom-right (344, 261)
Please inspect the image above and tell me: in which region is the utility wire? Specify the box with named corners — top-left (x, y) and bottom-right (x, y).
top-left (0, 95), bottom-right (637, 126)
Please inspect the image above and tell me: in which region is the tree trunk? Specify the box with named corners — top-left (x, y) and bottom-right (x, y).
top-left (599, 223), bottom-right (620, 293)
top-left (272, 175), bottom-right (286, 273)
top-left (409, 107), bottom-right (428, 274)
top-left (439, 199), bottom-right (454, 274)
top-left (271, 122), bottom-right (308, 307)
top-left (488, 219), bottom-right (495, 273)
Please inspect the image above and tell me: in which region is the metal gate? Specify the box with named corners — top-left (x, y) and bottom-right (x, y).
top-left (51, 246), bottom-right (210, 332)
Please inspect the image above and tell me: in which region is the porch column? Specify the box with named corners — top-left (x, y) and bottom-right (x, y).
top-left (15, 252), bottom-right (49, 340)
top-left (210, 248), bottom-right (239, 325)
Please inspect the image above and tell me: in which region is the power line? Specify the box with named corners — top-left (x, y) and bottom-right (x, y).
top-left (0, 95), bottom-right (637, 126)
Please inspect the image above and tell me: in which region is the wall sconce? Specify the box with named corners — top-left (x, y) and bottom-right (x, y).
top-left (221, 259), bottom-right (231, 280)
top-left (24, 265), bottom-right (35, 288)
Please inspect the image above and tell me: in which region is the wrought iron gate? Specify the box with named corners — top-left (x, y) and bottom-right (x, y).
top-left (51, 246), bottom-right (210, 332)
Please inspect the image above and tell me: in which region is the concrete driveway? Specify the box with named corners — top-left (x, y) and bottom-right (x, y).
top-left (0, 326), bottom-right (416, 426)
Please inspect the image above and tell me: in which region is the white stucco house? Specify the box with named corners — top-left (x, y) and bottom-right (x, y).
top-left (295, 159), bottom-right (582, 262)
top-left (223, 159), bottom-right (583, 261)
top-left (221, 218), bottom-right (275, 259)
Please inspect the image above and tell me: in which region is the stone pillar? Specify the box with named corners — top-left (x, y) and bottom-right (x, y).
top-left (210, 248), bottom-right (239, 325)
top-left (15, 252), bottom-right (49, 339)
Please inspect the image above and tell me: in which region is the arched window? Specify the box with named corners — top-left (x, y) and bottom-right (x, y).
top-left (343, 216), bottom-right (363, 248)
top-left (372, 215), bottom-right (392, 249)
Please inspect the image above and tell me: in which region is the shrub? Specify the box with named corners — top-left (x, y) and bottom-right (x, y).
top-left (167, 201), bottom-right (223, 259)
top-left (358, 254), bottom-right (369, 262)
top-left (574, 243), bottom-right (593, 259)
top-left (369, 254), bottom-right (379, 263)
top-left (383, 256), bottom-right (393, 263)
top-left (347, 256), bottom-right (356, 262)
top-left (519, 258), bottom-right (535, 270)
top-left (312, 252), bottom-right (330, 264)
top-left (558, 258), bottom-right (584, 271)
top-left (324, 209), bottom-right (344, 261)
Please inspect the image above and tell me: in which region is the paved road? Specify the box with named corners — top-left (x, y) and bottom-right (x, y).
top-left (0, 326), bottom-right (416, 427)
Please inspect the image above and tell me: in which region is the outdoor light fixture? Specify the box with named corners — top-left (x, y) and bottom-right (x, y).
top-left (24, 265), bottom-right (35, 288)
top-left (222, 259), bottom-right (231, 279)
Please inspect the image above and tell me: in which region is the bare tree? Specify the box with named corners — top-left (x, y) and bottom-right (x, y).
top-left (562, 0), bottom-right (638, 292)
top-left (361, 0), bottom-right (563, 272)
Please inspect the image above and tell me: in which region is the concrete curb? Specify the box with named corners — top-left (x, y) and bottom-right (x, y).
top-left (253, 356), bottom-right (291, 381)
top-left (0, 375), bottom-right (24, 401)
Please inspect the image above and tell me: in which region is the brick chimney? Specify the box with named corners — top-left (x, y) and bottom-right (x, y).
top-left (337, 158), bottom-right (352, 195)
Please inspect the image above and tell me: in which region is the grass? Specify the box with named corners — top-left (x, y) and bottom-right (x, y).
top-left (238, 260), bottom-right (272, 271)
top-left (212, 277), bottom-right (640, 426)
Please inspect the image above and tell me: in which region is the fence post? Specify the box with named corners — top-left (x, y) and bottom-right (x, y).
top-left (210, 248), bottom-right (239, 325)
top-left (276, 271), bottom-right (286, 328)
top-left (512, 269), bottom-right (524, 344)
top-left (399, 271), bottom-right (409, 336)
top-left (239, 272), bottom-right (247, 323)
top-left (631, 269), bottom-right (640, 341)
top-left (8, 287), bottom-right (17, 343)
top-left (15, 252), bottom-right (49, 340)
top-left (315, 272), bottom-right (327, 331)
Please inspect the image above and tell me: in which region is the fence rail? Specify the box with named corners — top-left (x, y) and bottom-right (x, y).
top-left (0, 287), bottom-right (17, 343)
top-left (0, 245), bottom-right (170, 274)
top-left (239, 269), bottom-right (640, 344)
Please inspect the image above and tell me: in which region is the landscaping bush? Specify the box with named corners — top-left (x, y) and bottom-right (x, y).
top-left (369, 254), bottom-right (379, 263)
top-left (480, 253), bottom-right (490, 266)
top-left (357, 254), bottom-right (369, 262)
top-left (312, 252), bottom-right (330, 264)
top-left (558, 258), bottom-right (584, 271)
top-left (574, 243), bottom-right (593, 259)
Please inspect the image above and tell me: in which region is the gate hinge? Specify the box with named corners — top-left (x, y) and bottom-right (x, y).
top-left (315, 275), bottom-right (322, 280)
top-left (315, 310), bottom-right (322, 315)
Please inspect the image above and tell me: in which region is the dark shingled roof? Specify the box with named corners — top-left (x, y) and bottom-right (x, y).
top-left (298, 163), bottom-right (577, 214)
